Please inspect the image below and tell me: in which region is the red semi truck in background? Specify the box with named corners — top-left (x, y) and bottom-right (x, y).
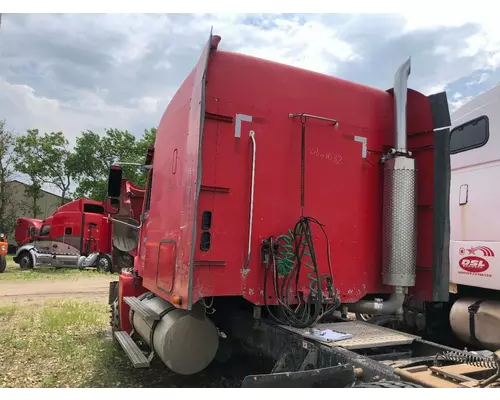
top-left (13, 179), bottom-right (145, 272)
top-left (102, 32), bottom-right (500, 388)
top-left (15, 217), bottom-right (42, 247)
top-left (13, 198), bottom-right (114, 271)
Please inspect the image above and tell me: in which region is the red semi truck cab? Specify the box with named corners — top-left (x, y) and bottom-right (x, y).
top-left (101, 33), bottom-right (500, 389)
top-left (103, 32), bottom-right (462, 382)
top-left (15, 217), bottom-right (42, 246)
top-left (13, 198), bottom-right (114, 271)
top-left (108, 33), bottom-right (451, 311)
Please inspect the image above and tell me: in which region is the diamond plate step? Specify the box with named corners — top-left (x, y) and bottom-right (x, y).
top-left (280, 320), bottom-right (420, 350)
top-left (114, 331), bottom-right (150, 368)
top-left (124, 296), bottom-right (160, 321)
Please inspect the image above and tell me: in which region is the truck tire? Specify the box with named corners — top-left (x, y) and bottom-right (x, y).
top-left (18, 251), bottom-right (34, 269)
top-left (96, 254), bottom-right (112, 273)
top-left (0, 256), bottom-right (6, 273)
top-left (355, 380), bottom-right (423, 388)
top-left (109, 282), bottom-right (120, 342)
top-left (110, 299), bottom-right (120, 333)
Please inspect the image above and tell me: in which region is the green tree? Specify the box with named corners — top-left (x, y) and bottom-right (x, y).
top-left (72, 128), bottom-right (156, 201)
top-left (0, 120), bottom-right (26, 234)
top-left (135, 127), bottom-right (157, 188)
top-left (14, 129), bottom-right (76, 216)
top-left (14, 130), bottom-right (45, 218)
top-left (39, 131), bottom-right (75, 205)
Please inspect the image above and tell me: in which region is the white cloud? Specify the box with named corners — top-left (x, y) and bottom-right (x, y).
top-left (1, 12), bottom-right (500, 153)
top-left (0, 77), bottom-right (158, 147)
top-left (450, 95), bottom-right (474, 113)
top-left (0, 79), bottom-right (60, 116)
top-left (175, 14), bottom-right (359, 74)
top-left (130, 97), bottom-right (163, 114)
top-left (3, 11), bottom-right (500, 199)
top-left (403, 13), bottom-right (500, 68)
top-left (421, 83), bottom-right (447, 96)
top-left (0, 78), bottom-right (60, 131)
top-left (396, 12), bottom-right (500, 95)
top-left (466, 72), bottom-right (490, 87)
top-left (0, 13), bottom-right (363, 145)
top-left (236, 19), bottom-right (358, 74)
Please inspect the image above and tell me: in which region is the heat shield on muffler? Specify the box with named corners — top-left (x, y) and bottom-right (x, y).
top-left (382, 156), bottom-right (417, 287)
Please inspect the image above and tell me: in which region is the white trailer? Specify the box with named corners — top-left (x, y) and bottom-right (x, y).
top-left (445, 85), bottom-right (500, 351)
top-left (450, 85), bottom-right (500, 290)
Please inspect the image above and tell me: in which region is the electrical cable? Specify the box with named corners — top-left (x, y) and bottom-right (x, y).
top-left (262, 115), bottom-right (339, 328)
top-left (263, 216), bottom-right (340, 328)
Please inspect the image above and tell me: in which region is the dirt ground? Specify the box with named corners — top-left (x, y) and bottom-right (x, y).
top-left (0, 277), bottom-right (113, 305)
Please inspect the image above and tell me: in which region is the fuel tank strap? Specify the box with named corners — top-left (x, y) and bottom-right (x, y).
top-left (149, 305), bottom-right (177, 354)
top-left (468, 300), bottom-right (484, 347)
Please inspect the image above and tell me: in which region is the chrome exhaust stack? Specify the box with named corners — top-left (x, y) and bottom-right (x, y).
top-left (393, 58), bottom-right (412, 154)
top-left (383, 57), bottom-right (417, 289)
top-left (349, 58), bottom-right (417, 316)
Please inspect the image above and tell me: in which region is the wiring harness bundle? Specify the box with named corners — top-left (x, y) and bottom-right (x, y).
top-left (262, 216), bottom-right (340, 328)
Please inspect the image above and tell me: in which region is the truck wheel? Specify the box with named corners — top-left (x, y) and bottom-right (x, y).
top-left (96, 255), bottom-right (112, 273)
top-left (110, 299), bottom-right (120, 333)
top-left (0, 256), bottom-right (6, 273)
top-left (355, 380), bottom-right (423, 388)
top-left (19, 251), bottom-right (34, 269)
top-left (109, 283), bottom-right (120, 341)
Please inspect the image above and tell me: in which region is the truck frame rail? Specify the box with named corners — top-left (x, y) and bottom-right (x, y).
top-left (225, 311), bottom-right (500, 388)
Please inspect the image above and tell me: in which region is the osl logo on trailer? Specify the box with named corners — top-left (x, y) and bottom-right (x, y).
top-left (458, 246), bottom-right (495, 273)
top-left (458, 256), bottom-right (489, 273)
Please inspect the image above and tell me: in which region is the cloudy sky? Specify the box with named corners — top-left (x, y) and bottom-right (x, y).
top-left (1, 12), bottom-right (500, 146)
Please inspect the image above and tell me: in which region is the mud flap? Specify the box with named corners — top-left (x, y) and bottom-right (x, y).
top-left (241, 364), bottom-right (357, 388)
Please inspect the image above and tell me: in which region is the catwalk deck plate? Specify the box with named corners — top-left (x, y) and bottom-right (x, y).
top-left (280, 320), bottom-right (420, 350)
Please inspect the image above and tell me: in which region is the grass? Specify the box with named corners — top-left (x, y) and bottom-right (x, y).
top-left (0, 300), bottom-right (258, 388)
top-left (0, 300), bottom-right (119, 387)
top-left (0, 255), bottom-right (117, 281)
